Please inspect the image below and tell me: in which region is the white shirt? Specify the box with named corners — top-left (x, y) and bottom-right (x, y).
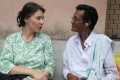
top-left (63, 32), bottom-right (118, 80)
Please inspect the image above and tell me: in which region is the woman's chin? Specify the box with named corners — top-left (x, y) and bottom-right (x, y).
top-left (35, 30), bottom-right (41, 33)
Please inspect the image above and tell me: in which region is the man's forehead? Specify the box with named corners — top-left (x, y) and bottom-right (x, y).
top-left (75, 10), bottom-right (84, 15)
top-left (74, 10), bottom-right (84, 18)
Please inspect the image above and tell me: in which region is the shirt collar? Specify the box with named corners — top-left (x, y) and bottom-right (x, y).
top-left (74, 32), bottom-right (96, 47)
top-left (85, 32), bottom-right (96, 46)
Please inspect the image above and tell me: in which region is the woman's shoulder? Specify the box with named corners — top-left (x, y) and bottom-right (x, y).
top-left (37, 33), bottom-right (51, 39)
top-left (6, 31), bottom-right (21, 40)
top-left (4, 31), bottom-right (21, 44)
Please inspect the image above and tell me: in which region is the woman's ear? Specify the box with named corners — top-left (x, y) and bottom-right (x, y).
top-left (24, 18), bottom-right (28, 23)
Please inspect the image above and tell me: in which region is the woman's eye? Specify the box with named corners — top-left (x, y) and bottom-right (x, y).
top-left (36, 17), bottom-right (44, 20)
top-left (37, 17), bottom-right (41, 20)
top-left (42, 17), bottom-right (44, 19)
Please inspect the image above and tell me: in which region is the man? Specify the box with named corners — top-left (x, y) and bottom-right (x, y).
top-left (63, 4), bottom-right (118, 80)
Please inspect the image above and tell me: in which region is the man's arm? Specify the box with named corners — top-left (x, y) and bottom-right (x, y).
top-left (63, 49), bottom-right (71, 79)
top-left (101, 47), bottom-right (119, 80)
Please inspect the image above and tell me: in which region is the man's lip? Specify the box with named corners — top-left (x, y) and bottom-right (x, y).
top-left (72, 25), bottom-right (74, 27)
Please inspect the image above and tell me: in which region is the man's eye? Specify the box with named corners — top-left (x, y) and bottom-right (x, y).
top-left (74, 18), bottom-right (77, 21)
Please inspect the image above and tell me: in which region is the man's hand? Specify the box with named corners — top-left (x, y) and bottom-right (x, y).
top-left (67, 73), bottom-right (81, 80)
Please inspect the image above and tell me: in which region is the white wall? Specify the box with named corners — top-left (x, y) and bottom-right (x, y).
top-left (0, 0), bottom-right (107, 40)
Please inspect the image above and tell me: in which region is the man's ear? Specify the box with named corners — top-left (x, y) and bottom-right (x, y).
top-left (86, 20), bottom-right (91, 27)
top-left (86, 23), bottom-right (88, 27)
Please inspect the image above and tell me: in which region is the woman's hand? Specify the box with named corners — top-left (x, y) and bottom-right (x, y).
top-left (42, 70), bottom-right (50, 78)
top-left (67, 73), bottom-right (81, 80)
top-left (31, 70), bottom-right (48, 80)
top-left (31, 77), bottom-right (47, 80)
top-left (31, 78), bottom-right (38, 80)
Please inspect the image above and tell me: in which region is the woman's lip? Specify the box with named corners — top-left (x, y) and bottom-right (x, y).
top-left (39, 25), bottom-right (42, 28)
top-left (38, 27), bottom-right (42, 29)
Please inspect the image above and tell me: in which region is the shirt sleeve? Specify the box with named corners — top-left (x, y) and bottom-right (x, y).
top-left (63, 49), bottom-right (71, 79)
top-left (0, 35), bottom-right (15, 74)
top-left (43, 34), bottom-right (55, 79)
top-left (101, 46), bottom-right (119, 80)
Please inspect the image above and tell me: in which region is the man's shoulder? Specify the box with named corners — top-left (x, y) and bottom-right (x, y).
top-left (68, 35), bottom-right (77, 42)
top-left (96, 34), bottom-right (113, 44)
top-left (97, 34), bottom-right (111, 40)
top-left (66, 35), bottom-right (77, 46)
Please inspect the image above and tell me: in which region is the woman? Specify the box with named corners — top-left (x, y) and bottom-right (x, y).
top-left (0, 2), bottom-right (55, 80)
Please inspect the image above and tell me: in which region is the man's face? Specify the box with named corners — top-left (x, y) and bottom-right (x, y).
top-left (71, 10), bottom-right (86, 34)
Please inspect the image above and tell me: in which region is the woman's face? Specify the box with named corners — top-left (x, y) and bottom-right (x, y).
top-left (25, 9), bottom-right (44, 33)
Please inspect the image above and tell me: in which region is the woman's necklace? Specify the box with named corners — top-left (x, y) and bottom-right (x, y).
top-left (22, 33), bottom-right (36, 43)
top-left (25, 36), bottom-right (35, 43)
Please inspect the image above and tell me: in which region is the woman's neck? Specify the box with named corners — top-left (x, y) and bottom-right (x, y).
top-left (22, 28), bottom-right (36, 43)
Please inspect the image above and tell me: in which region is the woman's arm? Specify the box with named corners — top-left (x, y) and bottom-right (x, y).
top-left (0, 35), bottom-right (15, 74)
top-left (43, 34), bottom-right (55, 78)
top-left (0, 35), bottom-right (46, 80)
top-left (9, 65), bottom-right (47, 80)
top-left (9, 65), bottom-right (34, 76)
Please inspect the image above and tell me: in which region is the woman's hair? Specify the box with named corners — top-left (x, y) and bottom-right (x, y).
top-left (17, 2), bottom-right (45, 27)
top-left (76, 4), bottom-right (98, 31)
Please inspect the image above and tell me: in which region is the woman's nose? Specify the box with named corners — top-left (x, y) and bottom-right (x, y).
top-left (40, 19), bottom-right (44, 25)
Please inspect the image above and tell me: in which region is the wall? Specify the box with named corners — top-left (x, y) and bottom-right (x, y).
top-left (0, 0), bottom-right (107, 40)
top-left (105, 0), bottom-right (120, 38)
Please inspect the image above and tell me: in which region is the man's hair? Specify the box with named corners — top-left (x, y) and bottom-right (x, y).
top-left (76, 4), bottom-right (98, 31)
